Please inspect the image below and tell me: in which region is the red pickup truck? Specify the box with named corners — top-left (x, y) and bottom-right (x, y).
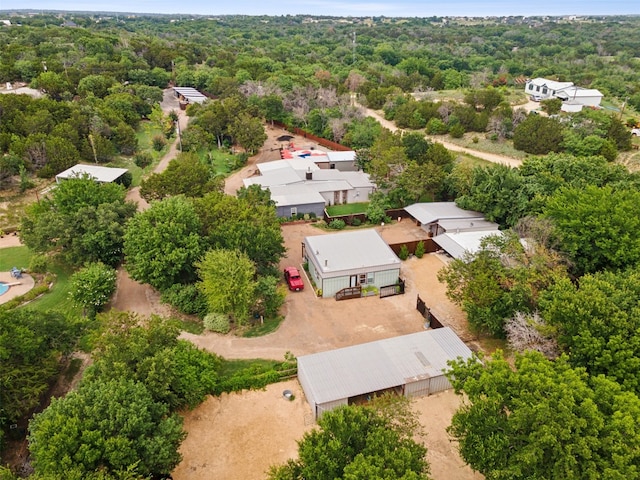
top-left (284, 267), bottom-right (304, 291)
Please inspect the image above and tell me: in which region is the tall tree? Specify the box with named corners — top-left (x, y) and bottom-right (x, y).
top-left (123, 195), bottom-right (203, 291)
top-left (28, 378), bottom-right (185, 479)
top-left (197, 248), bottom-right (258, 325)
top-left (447, 351), bottom-right (640, 480)
top-left (68, 262), bottom-right (117, 318)
top-left (268, 396), bottom-right (430, 480)
top-left (20, 177), bottom-right (136, 266)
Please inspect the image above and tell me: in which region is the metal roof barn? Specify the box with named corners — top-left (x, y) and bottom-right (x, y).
top-left (55, 164), bottom-right (129, 183)
top-left (297, 327), bottom-right (473, 419)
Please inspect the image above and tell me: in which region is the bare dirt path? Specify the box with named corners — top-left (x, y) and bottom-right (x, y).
top-left (359, 103), bottom-right (522, 168)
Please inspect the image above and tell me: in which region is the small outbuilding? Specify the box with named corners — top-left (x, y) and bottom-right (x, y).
top-left (304, 229), bottom-right (400, 298)
top-left (55, 164), bottom-right (129, 184)
top-left (433, 230), bottom-right (505, 260)
top-left (297, 327), bottom-right (473, 420)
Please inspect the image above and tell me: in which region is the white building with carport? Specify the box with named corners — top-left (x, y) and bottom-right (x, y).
top-left (433, 230), bottom-right (506, 260)
top-left (297, 327), bottom-right (473, 420)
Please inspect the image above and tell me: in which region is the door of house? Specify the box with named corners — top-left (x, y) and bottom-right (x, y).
top-left (350, 275), bottom-right (358, 287)
top-left (334, 191), bottom-right (340, 205)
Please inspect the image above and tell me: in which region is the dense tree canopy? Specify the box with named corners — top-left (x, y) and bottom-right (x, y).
top-left (123, 195), bottom-right (203, 290)
top-left (20, 177), bottom-right (136, 266)
top-left (540, 268), bottom-right (640, 394)
top-left (28, 378), bottom-right (185, 479)
top-left (448, 351), bottom-right (640, 480)
top-left (544, 185), bottom-right (640, 275)
top-left (269, 397), bottom-right (430, 480)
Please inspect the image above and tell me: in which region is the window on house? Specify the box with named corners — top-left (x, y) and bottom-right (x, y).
top-left (528, 84), bottom-right (533, 90)
top-left (536, 86), bottom-right (540, 92)
top-left (359, 274), bottom-right (367, 285)
top-left (542, 88), bottom-right (548, 94)
top-left (290, 207), bottom-right (297, 216)
top-left (367, 272), bottom-right (374, 284)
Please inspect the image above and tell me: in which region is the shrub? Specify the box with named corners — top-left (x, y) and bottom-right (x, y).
top-left (426, 118), bottom-right (448, 135)
top-left (134, 152), bottom-right (153, 168)
top-left (398, 244), bottom-right (410, 260)
top-left (415, 241), bottom-right (425, 259)
top-left (308, 212), bottom-right (317, 219)
top-left (161, 283), bottom-right (208, 318)
top-left (472, 136), bottom-right (479, 143)
top-left (204, 313), bottom-right (231, 334)
top-left (449, 124), bottom-right (465, 138)
top-left (328, 219), bottom-right (346, 230)
top-left (29, 254), bottom-right (49, 273)
top-left (351, 217), bottom-right (362, 227)
top-left (152, 134), bottom-right (167, 151)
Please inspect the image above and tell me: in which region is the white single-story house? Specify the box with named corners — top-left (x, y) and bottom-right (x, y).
top-left (173, 86), bottom-right (208, 104)
top-left (297, 327), bottom-right (473, 420)
top-left (244, 160), bottom-right (375, 217)
top-left (524, 77), bottom-right (603, 109)
top-left (304, 229), bottom-right (400, 298)
top-left (55, 164), bottom-right (129, 184)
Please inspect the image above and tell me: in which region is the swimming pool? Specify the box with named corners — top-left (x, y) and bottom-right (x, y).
top-left (0, 282), bottom-right (8, 296)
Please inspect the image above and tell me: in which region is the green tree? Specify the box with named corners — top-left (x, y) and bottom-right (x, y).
top-left (544, 185), bottom-right (640, 275)
top-left (28, 378), bottom-right (185, 479)
top-left (513, 114), bottom-right (564, 154)
top-left (447, 351), bottom-right (640, 480)
top-left (139, 152), bottom-right (220, 202)
top-left (540, 268), bottom-right (640, 394)
top-left (20, 177), bottom-right (136, 266)
top-left (268, 396), bottom-right (430, 480)
top-left (86, 311), bottom-right (220, 409)
top-left (228, 112), bottom-right (267, 154)
top-left (69, 262), bottom-right (117, 318)
top-left (438, 232), bottom-right (566, 336)
top-left (123, 196), bottom-right (203, 290)
top-left (197, 248), bottom-right (258, 325)
top-left (0, 309), bottom-right (82, 432)
top-left (194, 192), bottom-right (285, 274)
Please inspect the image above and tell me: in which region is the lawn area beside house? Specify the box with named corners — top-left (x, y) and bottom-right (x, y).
top-left (0, 245), bottom-right (31, 270)
top-left (326, 202), bottom-right (369, 216)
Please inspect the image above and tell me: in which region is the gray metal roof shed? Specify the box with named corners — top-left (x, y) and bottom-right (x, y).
top-left (404, 202), bottom-right (485, 226)
top-left (433, 230), bottom-right (505, 260)
top-left (304, 229), bottom-right (400, 278)
top-left (55, 164), bottom-right (129, 184)
top-left (298, 328), bottom-right (473, 419)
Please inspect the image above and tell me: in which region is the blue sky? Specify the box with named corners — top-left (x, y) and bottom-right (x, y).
top-left (3, 0), bottom-right (639, 17)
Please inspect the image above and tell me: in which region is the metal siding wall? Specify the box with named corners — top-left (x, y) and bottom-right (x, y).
top-left (374, 269), bottom-right (401, 288)
top-left (296, 367), bottom-right (317, 416)
top-left (316, 398), bottom-right (348, 419)
top-left (323, 276), bottom-right (350, 298)
top-left (428, 375), bottom-right (453, 394)
top-left (404, 379), bottom-right (431, 398)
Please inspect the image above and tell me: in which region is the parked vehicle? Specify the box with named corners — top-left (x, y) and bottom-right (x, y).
top-left (284, 267), bottom-right (304, 291)
top-left (632, 128), bottom-right (640, 136)
top-left (530, 95), bottom-right (543, 102)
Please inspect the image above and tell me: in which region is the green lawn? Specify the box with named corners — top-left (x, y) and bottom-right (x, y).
top-left (0, 247), bottom-right (80, 316)
top-left (0, 245), bottom-right (32, 270)
top-left (199, 148), bottom-right (239, 176)
top-left (326, 202), bottom-right (369, 216)
top-left (27, 261), bottom-right (81, 317)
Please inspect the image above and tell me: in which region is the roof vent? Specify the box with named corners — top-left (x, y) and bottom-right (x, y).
top-left (324, 259), bottom-right (328, 267)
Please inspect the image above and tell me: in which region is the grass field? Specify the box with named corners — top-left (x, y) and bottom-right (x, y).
top-left (0, 245), bottom-right (32, 270)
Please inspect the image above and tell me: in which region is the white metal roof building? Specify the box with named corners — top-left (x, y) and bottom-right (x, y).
top-left (268, 185), bottom-right (326, 218)
top-left (433, 230), bottom-right (505, 260)
top-left (173, 86), bottom-right (208, 104)
top-left (298, 327), bottom-right (473, 419)
top-left (55, 164), bottom-right (129, 184)
top-left (304, 229), bottom-right (400, 298)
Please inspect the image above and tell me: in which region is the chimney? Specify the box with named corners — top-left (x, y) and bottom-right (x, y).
top-left (306, 167), bottom-right (312, 180)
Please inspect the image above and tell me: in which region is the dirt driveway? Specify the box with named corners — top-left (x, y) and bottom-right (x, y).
top-left (175, 221), bottom-right (482, 480)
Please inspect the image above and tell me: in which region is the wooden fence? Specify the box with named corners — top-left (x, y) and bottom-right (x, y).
top-left (272, 121), bottom-right (352, 151)
top-left (387, 239), bottom-right (438, 257)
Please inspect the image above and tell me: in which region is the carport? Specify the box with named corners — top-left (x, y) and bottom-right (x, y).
top-left (297, 327), bottom-right (473, 420)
